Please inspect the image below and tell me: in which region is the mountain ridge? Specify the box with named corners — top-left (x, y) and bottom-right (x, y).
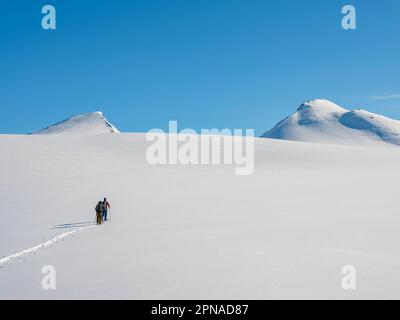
top-left (262, 99), bottom-right (400, 146)
top-left (31, 111), bottom-right (120, 135)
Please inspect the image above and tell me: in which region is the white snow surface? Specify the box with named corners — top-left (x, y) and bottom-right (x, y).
top-left (31, 112), bottom-right (120, 135)
top-left (1, 132), bottom-right (400, 299)
top-left (262, 99), bottom-right (400, 146)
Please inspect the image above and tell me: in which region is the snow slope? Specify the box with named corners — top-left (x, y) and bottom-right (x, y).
top-left (1, 133), bottom-right (400, 299)
top-left (262, 99), bottom-right (400, 146)
top-left (31, 112), bottom-right (120, 135)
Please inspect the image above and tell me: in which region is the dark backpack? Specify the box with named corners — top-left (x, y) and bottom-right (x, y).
top-left (95, 203), bottom-right (101, 213)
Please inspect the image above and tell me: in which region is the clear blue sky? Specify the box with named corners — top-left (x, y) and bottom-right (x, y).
top-left (1, 0), bottom-right (399, 135)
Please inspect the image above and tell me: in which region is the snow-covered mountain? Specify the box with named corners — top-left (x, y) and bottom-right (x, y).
top-left (262, 99), bottom-right (400, 146)
top-left (32, 111), bottom-right (120, 135)
top-left (3, 102), bottom-right (400, 299)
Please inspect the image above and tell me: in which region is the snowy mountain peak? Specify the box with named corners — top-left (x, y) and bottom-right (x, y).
top-left (32, 112), bottom-right (120, 135)
top-left (297, 99), bottom-right (346, 113)
top-left (262, 99), bottom-right (400, 146)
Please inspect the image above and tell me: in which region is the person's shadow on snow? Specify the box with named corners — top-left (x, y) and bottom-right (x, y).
top-left (50, 221), bottom-right (94, 229)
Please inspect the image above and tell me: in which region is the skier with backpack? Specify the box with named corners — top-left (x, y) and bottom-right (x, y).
top-left (102, 198), bottom-right (111, 221)
top-left (95, 201), bottom-right (103, 225)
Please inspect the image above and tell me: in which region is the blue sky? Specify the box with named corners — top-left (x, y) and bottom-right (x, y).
top-left (0, 0), bottom-right (399, 135)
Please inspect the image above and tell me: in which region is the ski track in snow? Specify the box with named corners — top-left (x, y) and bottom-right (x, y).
top-left (0, 225), bottom-right (94, 267)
